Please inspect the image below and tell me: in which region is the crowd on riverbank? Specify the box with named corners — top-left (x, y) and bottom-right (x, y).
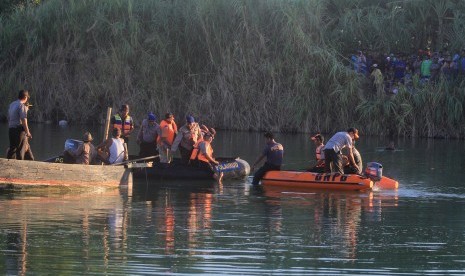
top-left (350, 49), bottom-right (465, 95)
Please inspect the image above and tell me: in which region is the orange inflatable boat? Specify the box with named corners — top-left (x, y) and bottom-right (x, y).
top-left (261, 171), bottom-right (373, 191)
top-left (261, 162), bottom-right (398, 191)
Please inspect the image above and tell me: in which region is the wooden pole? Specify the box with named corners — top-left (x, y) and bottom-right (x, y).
top-left (103, 107), bottom-right (112, 142)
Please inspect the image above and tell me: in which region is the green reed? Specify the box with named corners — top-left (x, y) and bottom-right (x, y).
top-left (1, 0), bottom-right (465, 137)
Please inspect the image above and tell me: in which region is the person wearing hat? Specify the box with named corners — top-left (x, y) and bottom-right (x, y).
top-left (171, 115), bottom-right (202, 164)
top-left (110, 104), bottom-right (134, 144)
top-left (137, 112), bottom-right (160, 158)
top-left (157, 112), bottom-right (178, 164)
top-left (323, 128), bottom-right (360, 175)
top-left (7, 90), bottom-right (33, 160)
top-left (251, 132), bottom-right (284, 185)
top-left (307, 133), bottom-right (325, 173)
top-left (64, 131), bottom-right (97, 165)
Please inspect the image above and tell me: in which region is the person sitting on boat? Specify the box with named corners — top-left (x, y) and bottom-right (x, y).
top-left (171, 115), bottom-right (202, 164)
top-left (157, 112), bottom-right (178, 164)
top-left (189, 131), bottom-right (223, 182)
top-left (251, 132), bottom-right (284, 185)
top-left (323, 128), bottom-right (359, 175)
top-left (307, 133), bottom-right (325, 173)
top-left (343, 141), bottom-right (363, 175)
top-left (137, 112), bottom-right (160, 158)
top-left (110, 104), bottom-right (134, 145)
top-left (97, 128), bottom-right (127, 164)
top-left (64, 132), bottom-right (97, 165)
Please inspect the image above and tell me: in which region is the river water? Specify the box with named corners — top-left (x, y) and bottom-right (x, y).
top-left (1, 123), bottom-right (465, 275)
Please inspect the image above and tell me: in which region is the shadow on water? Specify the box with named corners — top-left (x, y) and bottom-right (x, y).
top-left (132, 178), bottom-right (216, 202)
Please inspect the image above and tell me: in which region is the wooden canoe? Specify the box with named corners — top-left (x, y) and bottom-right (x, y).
top-left (0, 158), bottom-right (132, 190)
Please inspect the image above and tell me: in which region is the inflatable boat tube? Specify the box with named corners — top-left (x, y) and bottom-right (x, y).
top-left (261, 171), bottom-right (373, 191)
top-left (375, 176), bottom-right (398, 190)
top-left (132, 157), bottom-right (250, 180)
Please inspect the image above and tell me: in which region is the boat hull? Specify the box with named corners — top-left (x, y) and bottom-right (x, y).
top-left (0, 158), bottom-right (132, 189)
top-left (375, 176), bottom-right (398, 190)
top-left (132, 157), bottom-right (250, 180)
top-left (262, 171), bottom-right (373, 191)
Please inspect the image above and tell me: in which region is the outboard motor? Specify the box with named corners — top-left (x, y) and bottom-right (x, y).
top-left (365, 162), bottom-right (383, 182)
top-left (64, 139), bottom-right (83, 151)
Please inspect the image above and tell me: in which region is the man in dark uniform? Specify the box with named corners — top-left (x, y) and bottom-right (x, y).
top-left (251, 132), bottom-right (284, 185)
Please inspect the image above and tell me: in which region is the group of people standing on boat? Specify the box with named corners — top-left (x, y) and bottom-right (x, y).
top-left (133, 107), bottom-right (223, 180)
top-left (62, 104), bottom-right (224, 180)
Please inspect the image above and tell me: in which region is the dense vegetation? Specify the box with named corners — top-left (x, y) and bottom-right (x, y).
top-left (1, 0), bottom-right (465, 137)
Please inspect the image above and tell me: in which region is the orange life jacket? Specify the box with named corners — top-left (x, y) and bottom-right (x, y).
top-left (157, 119), bottom-right (177, 146)
top-left (112, 114), bottom-right (133, 136)
top-left (315, 144), bottom-right (325, 168)
top-left (190, 140), bottom-right (213, 163)
top-left (316, 144), bottom-right (324, 161)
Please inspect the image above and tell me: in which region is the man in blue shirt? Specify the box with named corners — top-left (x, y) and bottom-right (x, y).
top-left (251, 132), bottom-right (284, 185)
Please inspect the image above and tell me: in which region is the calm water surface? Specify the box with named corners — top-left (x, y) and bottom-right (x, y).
top-left (1, 123), bottom-right (465, 275)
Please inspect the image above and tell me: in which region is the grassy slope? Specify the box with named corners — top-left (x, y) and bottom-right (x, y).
top-left (1, 0), bottom-right (465, 137)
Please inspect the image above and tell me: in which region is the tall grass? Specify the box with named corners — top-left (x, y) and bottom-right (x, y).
top-left (1, 0), bottom-right (465, 137)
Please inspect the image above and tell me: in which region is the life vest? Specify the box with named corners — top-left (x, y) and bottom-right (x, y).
top-left (113, 114), bottom-right (132, 136)
top-left (190, 140), bottom-right (212, 163)
top-left (315, 144), bottom-right (324, 161)
top-left (158, 119), bottom-right (177, 146)
top-left (315, 144), bottom-right (325, 168)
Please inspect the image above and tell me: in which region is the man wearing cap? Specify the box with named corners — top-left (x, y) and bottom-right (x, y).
top-left (251, 132), bottom-right (284, 185)
top-left (7, 90), bottom-right (33, 160)
top-left (64, 132), bottom-right (97, 165)
top-left (110, 104), bottom-right (134, 144)
top-left (171, 115), bottom-right (202, 164)
top-left (307, 133), bottom-right (325, 173)
top-left (323, 128), bottom-right (360, 175)
top-left (157, 112), bottom-right (178, 164)
top-left (137, 112), bottom-right (160, 158)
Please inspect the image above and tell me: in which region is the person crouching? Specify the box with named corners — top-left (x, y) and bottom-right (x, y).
top-left (189, 132), bottom-right (223, 182)
top-left (64, 132), bottom-right (97, 165)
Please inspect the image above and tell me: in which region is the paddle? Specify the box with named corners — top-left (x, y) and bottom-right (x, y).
top-left (110, 155), bottom-right (159, 166)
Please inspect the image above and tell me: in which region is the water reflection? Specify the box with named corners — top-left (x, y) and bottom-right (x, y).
top-left (0, 189), bottom-right (131, 274)
top-left (258, 186), bottom-right (400, 260)
top-left (4, 124), bottom-right (465, 274)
